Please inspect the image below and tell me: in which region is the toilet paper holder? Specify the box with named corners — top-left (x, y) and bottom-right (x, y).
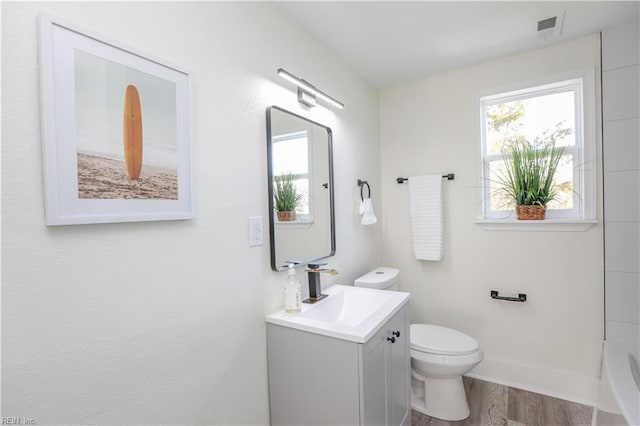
top-left (490, 290), bottom-right (527, 302)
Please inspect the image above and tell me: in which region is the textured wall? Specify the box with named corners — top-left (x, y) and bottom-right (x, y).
top-left (1, 2), bottom-right (381, 423)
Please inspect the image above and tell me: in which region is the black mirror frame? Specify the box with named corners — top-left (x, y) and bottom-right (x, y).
top-left (266, 106), bottom-right (336, 272)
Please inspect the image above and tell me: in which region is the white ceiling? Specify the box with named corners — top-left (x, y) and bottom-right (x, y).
top-left (277, 1), bottom-right (640, 89)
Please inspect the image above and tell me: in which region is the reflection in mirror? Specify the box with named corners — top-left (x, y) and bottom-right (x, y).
top-left (267, 106), bottom-right (335, 271)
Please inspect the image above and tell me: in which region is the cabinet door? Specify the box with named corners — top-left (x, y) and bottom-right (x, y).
top-left (361, 327), bottom-right (388, 426)
top-left (361, 305), bottom-right (410, 426)
top-left (387, 306), bottom-right (410, 426)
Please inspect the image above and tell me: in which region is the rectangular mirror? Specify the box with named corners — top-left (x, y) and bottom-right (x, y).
top-left (266, 106), bottom-right (335, 271)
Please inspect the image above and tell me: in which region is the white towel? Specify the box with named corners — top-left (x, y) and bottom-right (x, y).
top-left (360, 198), bottom-right (378, 225)
top-left (408, 174), bottom-right (444, 261)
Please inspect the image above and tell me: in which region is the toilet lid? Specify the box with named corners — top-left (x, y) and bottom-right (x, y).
top-left (410, 324), bottom-right (479, 355)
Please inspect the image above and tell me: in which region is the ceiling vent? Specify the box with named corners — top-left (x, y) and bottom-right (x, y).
top-left (536, 11), bottom-right (564, 40)
top-left (538, 16), bottom-right (557, 32)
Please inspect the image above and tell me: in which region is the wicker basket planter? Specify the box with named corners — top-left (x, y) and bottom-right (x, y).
top-left (276, 211), bottom-right (296, 222)
top-left (516, 205), bottom-right (545, 220)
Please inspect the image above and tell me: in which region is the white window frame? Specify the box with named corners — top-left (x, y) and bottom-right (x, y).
top-left (476, 68), bottom-right (598, 231)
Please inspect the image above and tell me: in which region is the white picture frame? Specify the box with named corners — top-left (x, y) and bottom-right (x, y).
top-left (38, 13), bottom-right (195, 225)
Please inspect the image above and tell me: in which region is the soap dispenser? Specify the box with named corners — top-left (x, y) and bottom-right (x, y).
top-left (284, 264), bottom-right (302, 314)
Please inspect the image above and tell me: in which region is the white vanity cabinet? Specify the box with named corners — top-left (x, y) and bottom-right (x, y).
top-left (266, 302), bottom-right (410, 426)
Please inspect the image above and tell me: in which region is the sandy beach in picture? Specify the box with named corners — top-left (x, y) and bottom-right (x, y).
top-left (77, 153), bottom-right (178, 200)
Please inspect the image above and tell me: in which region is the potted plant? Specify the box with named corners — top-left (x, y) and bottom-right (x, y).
top-left (274, 172), bottom-right (304, 221)
top-left (495, 138), bottom-right (565, 220)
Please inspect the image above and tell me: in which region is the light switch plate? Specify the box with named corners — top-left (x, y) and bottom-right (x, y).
top-left (248, 216), bottom-right (263, 247)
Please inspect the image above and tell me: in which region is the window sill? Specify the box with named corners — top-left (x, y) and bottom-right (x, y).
top-left (475, 219), bottom-right (598, 232)
top-left (275, 220), bottom-right (314, 229)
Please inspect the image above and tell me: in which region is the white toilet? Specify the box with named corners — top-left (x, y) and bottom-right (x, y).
top-left (354, 267), bottom-right (484, 421)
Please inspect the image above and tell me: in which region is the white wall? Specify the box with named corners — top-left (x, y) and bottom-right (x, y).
top-left (1, 2), bottom-right (381, 424)
top-left (380, 35), bottom-right (604, 404)
top-left (602, 16), bottom-right (640, 345)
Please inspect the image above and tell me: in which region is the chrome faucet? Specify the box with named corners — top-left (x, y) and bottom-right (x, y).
top-left (304, 263), bottom-right (338, 304)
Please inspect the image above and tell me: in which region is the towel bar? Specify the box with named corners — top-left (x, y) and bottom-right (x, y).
top-left (490, 290), bottom-right (527, 302)
top-left (396, 174), bottom-right (454, 183)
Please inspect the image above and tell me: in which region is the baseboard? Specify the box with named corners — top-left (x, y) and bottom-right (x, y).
top-left (466, 356), bottom-right (600, 407)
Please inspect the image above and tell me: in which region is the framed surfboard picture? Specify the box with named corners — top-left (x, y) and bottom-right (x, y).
top-left (38, 13), bottom-right (195, 225)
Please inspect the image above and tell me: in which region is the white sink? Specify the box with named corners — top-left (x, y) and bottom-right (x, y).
top-left (299, 286), bottom-right (394, 326)
top-left (266, 284), bottom-right (410, 343)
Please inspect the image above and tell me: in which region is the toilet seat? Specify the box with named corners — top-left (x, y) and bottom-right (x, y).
top-left (410, 324), bottom-right (479, 356)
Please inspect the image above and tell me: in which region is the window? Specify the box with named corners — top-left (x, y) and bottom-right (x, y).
top-left (272, 130), bottom-right (313, 222)
top-left (479, 72), bottom-right (596, 224)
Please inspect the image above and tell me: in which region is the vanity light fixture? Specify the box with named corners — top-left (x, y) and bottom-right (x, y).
top-left (277, 68), bottom-right (344, 110)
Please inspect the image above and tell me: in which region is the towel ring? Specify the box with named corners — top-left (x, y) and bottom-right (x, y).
top-left (357, 179), bottom-right (371, 201)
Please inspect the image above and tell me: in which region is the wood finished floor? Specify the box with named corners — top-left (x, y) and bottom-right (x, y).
top-left (411, 377), bottom-right (593, 426)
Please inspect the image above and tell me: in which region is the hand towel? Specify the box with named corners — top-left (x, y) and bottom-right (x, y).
top-left (360, 198), bottom-right (377, 225)
top-left (408, 174), bottom-right (444, 261)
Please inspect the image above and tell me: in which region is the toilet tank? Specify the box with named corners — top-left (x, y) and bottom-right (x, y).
top-left (354, 267), bottom-right (400, 290)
